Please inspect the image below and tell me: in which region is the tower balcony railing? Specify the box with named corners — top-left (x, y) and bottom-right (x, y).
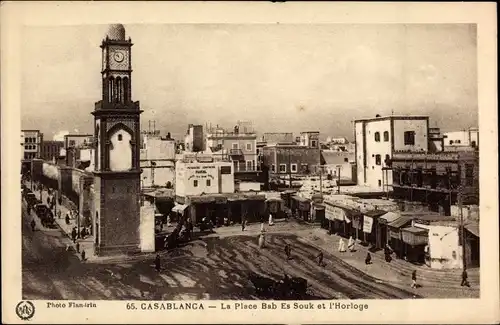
top-left (95, 100), bottom-right (140, 110)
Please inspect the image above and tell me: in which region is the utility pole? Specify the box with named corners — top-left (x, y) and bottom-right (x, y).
top-left (337, 165), bottom-right (341, 194)
top-left (318, 165), bottom-right (323, 197)
top-left (458, 184), bottom-right (466, 269)
top-left (151, 161), bottom-right (156, 187)
top-left (288, 148), bottom-right (292, 188)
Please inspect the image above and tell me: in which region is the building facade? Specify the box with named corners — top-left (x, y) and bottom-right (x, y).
top-left (40, 140), bottom-right (64, 161)
top-left (92, 24), bottom-right (143, 256)
top-left (262, 132), bottom-right (294, 145)
top-left (354, 115), bottom-right (429, 189)
top-left (443, 127), bottom-right (479, 148)
top-left (175, 157), bottom-right (234, 197)
top-left (206, 122), bottom-right (258, 173)
top-left (184, 124), bottom-right (204, 152)
top-left (320, 150), bottom-right (356, 182)
top-left (140, 132), bottom-right (176, 188)
top-left (64, 134), bottom-right (94, 167)
top-left (262, 144), bottom-right (321, 180)
top-left (391, 150), bottom-right (479, 214)
top-left (299, 131), bottom-right (320, 148)
top-left (21, 130), bottom-right (43, 160)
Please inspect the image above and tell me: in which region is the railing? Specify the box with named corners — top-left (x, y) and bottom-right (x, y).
top-left (392, 151), bottom-right (462, 161)
top-left (229, 149), bottom-right (244, 156)
top-left (206, 131), bottom-right (256, 138)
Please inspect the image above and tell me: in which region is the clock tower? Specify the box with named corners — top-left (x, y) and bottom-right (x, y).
top-left (92, 24), bottom-right (142, 255)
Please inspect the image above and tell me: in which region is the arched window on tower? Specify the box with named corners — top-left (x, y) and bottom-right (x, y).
top-left (108, 77), bottom-right (114, 103)
top-left (116, 77), bottom-right (122, 103)
top-left (123, 77), bottom-right (129, 103)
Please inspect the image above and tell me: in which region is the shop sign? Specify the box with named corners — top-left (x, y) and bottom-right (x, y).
top-left (325, 204), bottom-right (346, 221)
top-left (363, 216), bottom-right (374, 233)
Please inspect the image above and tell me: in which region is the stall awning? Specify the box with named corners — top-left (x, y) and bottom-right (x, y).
top-left (388, 216), bottom-right (413, 229)
top-left (325, 204), bottom-right (351, 223)
top-left (364, 209), bottom-right (388, 219)
top-left (379, 211), bottom-right (400, 225)
top-left (464, 221), bottom-right (479, 237)
top-left (172, 204), bottom-right (188, 213)
top-left (313, 204), bottom-right (325, 210)
top-left (401, 226), bottom-right (428, 246)
top-left (292, 195), bottom-right (310, 203)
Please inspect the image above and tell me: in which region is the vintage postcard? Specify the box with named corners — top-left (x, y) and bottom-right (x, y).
top-left (1, 1), bottom-right (498, 324)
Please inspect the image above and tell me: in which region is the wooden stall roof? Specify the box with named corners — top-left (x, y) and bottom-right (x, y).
top-left (363, 209), bottom-right (388, 218)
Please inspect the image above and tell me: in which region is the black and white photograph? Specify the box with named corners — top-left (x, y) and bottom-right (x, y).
top-left (2, 2), bottom-right (498, 324)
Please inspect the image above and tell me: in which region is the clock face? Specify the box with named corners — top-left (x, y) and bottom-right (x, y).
top-left (113, 51), bottom-right (124, 63)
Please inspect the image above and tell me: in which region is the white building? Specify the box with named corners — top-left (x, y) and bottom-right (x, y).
top-left (354, 115), bottom-right (429, 189)
top-left (321, 150), bottom-right (356, 182)
top-left (175, 155), bottom-right (234, 197)
top-left (414, 220), bottom-right (463, 269)
top-left (140, 133), bottom-right (176, 188)
top-left (184, 124), bottom-right (204, 152)
top-left (21, 129), bottom-right (43, 160)
top-left (299, 131), bottom-right (320, 148)
top-left (205, 122), bottom-right (258, 173)
top-left (443, 127), bottom-right (479, 148)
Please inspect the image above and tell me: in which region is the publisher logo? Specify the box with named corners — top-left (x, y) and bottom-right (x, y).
top-left (16, 301), bottom-right (35, 321)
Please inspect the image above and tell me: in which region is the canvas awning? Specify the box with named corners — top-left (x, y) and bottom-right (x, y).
top-left (292, 195), bottom-right (310, 203)
top-left (464, 222), bottom-right (479, 238)
top-left (171, 204), bottom-right (188, 213)
top-left (388, 216), bottom-right (413, 229)
top-left (364, 209), bottom-right (388, 219)
top-left (266, 198), bottom-right (283, 203)
top-left (325, 204), bottom-right (349, 222)
top-left (379, 211), bottom-right (400, 225)
top-left (401, 226), bottom-right (428, 246)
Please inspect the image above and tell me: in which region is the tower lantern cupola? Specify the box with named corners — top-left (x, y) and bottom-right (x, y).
top-left (97, 24), bottom-right (137, 108)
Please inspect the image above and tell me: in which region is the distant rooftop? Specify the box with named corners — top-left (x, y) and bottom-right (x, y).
top-left (354, 115), bottom-right (429, 122)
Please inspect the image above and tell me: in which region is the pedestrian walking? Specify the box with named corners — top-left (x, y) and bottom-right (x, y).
top-left (317, 251), bottom-right (324, 266)
top-left (384, 244), bottom-right (393, 263)
top-left (284, 244), bottom-right (291, 260)
top-left (241, 217), bottom-right (246, 231)
top-left (347, 236), bottom-right (355, 252)
top-left (461, 268), bottom-right (470, 287)
top-left (338, 238), bottom-right (346, 252)
top-left (155, 254), bottom-right (161, 272)
top-left (268, 213), bottom-right (274, 226)
top-left (71, 227), bottom-right (77, 243)
top-left (365, 252), bottom-right (372, 265)
top-left (411, 270), bottom-right (418, 288)
top-left (258, 233), bottom-right (265, 249)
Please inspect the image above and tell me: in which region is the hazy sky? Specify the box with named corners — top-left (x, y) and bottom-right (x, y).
top-left (21, 24), bottom-right (477, 141)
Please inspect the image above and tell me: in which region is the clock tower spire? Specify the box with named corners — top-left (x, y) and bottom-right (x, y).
top-left (92, 24), bottom-right (143, 256)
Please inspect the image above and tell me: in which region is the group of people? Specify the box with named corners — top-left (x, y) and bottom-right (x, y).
top-left (337, 236), bottom-right (356, 253)
top-left (70, 225), bottom-right (92, 243)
